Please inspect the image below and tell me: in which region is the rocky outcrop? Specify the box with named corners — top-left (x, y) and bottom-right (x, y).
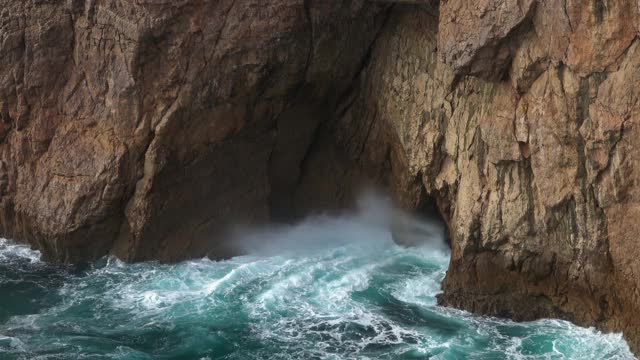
top-left (0, 0), bottom-right (393, 262)
top-left (338, 1), bottom-right (640, 354)
top-left (2, 0), bottom-right (640, 354)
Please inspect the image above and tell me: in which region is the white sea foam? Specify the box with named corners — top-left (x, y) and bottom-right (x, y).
top-left (0, 194), bottom-right (635, 359)
top-left (0, 335), bottom-right (26, 352)
top-left (0, 238), bottom-right (41, 263)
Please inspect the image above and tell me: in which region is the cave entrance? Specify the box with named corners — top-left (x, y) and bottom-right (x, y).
top-left (388, 187), bottom-right (451, 250)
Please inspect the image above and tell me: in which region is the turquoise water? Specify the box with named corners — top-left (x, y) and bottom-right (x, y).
top-left (0, 202), bottom-right (635, 359)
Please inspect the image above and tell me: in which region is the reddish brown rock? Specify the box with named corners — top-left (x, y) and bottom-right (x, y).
top-left (344, 1), bottom-right (640, 354)
top-left (437, 0), bottom-right (537, 78)
top-left (2, 0), bottom-right (640, 355)
top-left (0, 0), bottom-right (391, 262)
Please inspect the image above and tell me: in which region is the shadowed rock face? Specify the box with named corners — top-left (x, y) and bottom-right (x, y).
top-left (0, 0), bottom-right (393, 262)
top-left (2, 0), bottom-right (640, 354)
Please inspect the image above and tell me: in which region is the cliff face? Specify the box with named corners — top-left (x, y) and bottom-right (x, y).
top-left (0, 0), bottom-right (392, 262)
top-left (345, 0), bottom-right (640, 354)
top-left (2, 0), bottom-right (640, 354)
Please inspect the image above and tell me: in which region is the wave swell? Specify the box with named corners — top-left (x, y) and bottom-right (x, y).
top-left (0, 198), bottom-right (634, 359)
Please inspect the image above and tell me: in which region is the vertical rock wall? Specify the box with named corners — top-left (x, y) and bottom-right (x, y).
top-left (340, 1), bottom-right (640, 353)
top-left (0, 0), bottom-right (390, 262)
top-left (1, 0), bottom-right (640, 354)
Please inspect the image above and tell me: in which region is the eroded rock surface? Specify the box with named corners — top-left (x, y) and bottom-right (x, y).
top-left (342, 1), bottom-right (640, 354)
top-left (2, 0), bottom-right (640, 354)
top-left (0, 0), bottom-right (391, 262)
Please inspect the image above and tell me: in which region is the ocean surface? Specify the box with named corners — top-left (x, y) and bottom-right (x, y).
top-left (0, 198), bottom-right (635, 359)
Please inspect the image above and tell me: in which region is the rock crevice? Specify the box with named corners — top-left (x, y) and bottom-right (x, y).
top-left (1, 0), bottom-right (640, 354)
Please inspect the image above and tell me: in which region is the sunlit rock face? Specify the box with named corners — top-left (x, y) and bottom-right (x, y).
top-left (2, 0), bottom-right (640, 354)
top-left (340, 1), bottom-right (640, 354)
